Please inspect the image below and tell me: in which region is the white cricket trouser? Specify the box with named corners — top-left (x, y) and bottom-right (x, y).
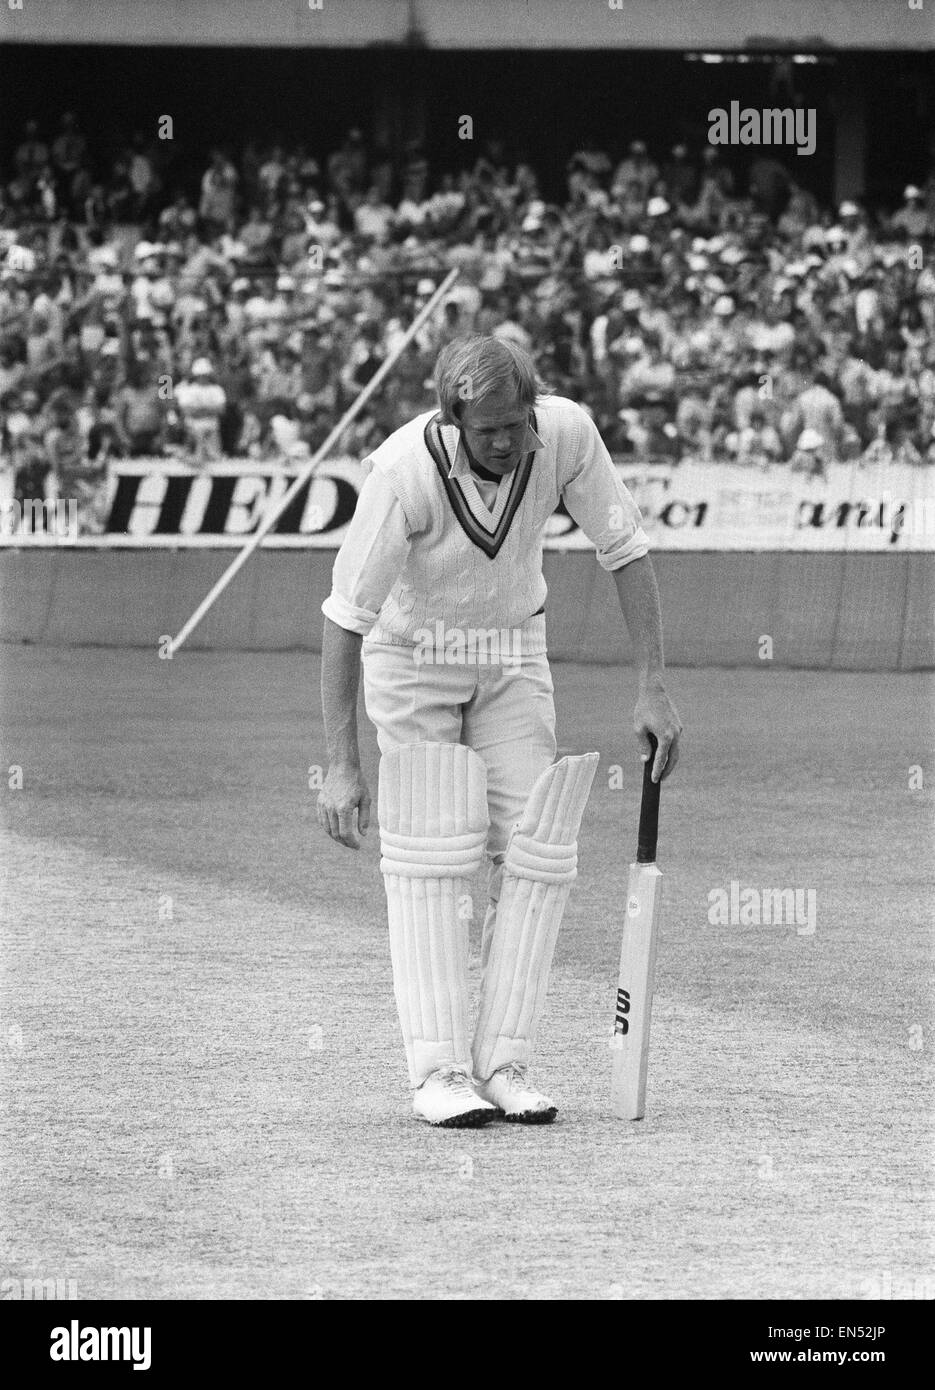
top-left (362, 641), bottom-right (557, 881)
top-left (365, 638), bottom-right (600, 1089)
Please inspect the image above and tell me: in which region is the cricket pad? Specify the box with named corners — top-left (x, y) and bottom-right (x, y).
top-left (379, 742), bottom-right (489, 1088)
top-left (473, 752), bottom-right (599, 1082)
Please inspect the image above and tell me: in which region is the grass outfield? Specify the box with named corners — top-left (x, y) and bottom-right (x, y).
top-left (0, 646), bottom-right (932, 1300)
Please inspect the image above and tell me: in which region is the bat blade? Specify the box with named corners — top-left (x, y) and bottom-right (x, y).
top-left (611, 861), bottom-right (662, 1120)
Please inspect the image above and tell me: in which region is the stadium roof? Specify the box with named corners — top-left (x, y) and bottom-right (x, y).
top-left (1, 0), bottom-right (931, 50)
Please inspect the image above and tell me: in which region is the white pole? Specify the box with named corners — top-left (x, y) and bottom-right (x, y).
top-left (167, 266), bottom-right (460, 655)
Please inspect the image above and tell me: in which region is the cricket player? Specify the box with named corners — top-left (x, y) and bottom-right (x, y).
top-left (319, 335), bottom-right (680, 1127)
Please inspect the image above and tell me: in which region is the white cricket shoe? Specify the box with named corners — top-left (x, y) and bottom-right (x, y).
top-left (412, 1067), bottom-right (498, 1128)
top-left (476, 1064), bottom-right (558, 1124)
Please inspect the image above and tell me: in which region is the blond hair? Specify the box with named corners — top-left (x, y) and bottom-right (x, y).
top-left (433, 334), bottom-right (549, 426)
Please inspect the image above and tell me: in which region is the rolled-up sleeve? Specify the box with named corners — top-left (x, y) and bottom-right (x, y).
top-left (560, 407), bottom-right (650, 571)
top-left (321, 467), bottom-right (411, 635)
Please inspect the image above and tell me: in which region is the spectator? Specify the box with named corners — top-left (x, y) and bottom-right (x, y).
top-left (726, 406), bottom-right (783, 469)
top-left (662, 145), bottom-right (699, 208)
top-left (790, 427), bottom-right (829, 479)
top-left (173, 358), bottom-right (226, 463)
top-left (892, 185), bottom-right (932, 240)
top-left (127, 132), bottom-right (160, 218)
top-left (199, 149), bottom-right (238, 229)
top-left (115, 361), bottom-right (168, 456)
top-left (0, 338), bottom-right (27, 397)
top-left (783, 371), bottom-right (846, 460)
top-left (15, 121), bottom-right (49, 188)
top-left (612, 140), bottom-right (659, 200)
top-left (8, 395), bottom-right (52, 530)
top-left (51, 112), bottom-right (87, 183)
top-left (354, 187), bottom-right (395, 243)
top-left (43, 387), bottom-right (106, 531)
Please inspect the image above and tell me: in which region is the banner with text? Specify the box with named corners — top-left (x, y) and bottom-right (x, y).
top-left (3, 457), bottom-right (933, 550)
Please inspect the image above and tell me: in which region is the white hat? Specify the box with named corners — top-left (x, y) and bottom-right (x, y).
top-left (232, 277), bottom-right (250, 293)
top-left (622, 289), bottom-right (642, 312)
top-left (191, 357), bottom-right (213, 376)
top-left (713, 295), bottom-right (735, 317)
top-left (628, 234), bottom-right (650, 254)
top-left (802, 225), bottom-right (828, 251)
top-left (839, 201), bottom-right (859, 218)
top-left (903, 185), bottom-right (922, 201)
top-left (416, 278), bottom-right (436, 295)
top-left (134, 241), bottom-right (157, 260)
top-left (647, 196), bottom-right (669, 217)
top-left (276, 274), bottom-right (296, 291)
top-left (521, 216), bottom-right (543, 232)
top-left (797, 428), bottom-right (824, 451)
top-left (825, 225), bottom-right (846, 242)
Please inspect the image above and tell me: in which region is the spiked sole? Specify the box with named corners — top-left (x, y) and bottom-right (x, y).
top-left (499, 1107), bottom-right (558, 1124)
top-left (428, 1107), bottom-right (497, 1128)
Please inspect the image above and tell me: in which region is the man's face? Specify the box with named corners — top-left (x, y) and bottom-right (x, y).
top-left (458, 388), bottom-right (531, 476)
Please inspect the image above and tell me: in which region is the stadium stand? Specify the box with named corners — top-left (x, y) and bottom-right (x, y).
top-left (1, 116), bottom-right (934, 535)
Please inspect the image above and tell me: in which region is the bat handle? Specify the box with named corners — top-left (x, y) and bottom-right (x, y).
top-left (637, 733), bottom-right (661, 864)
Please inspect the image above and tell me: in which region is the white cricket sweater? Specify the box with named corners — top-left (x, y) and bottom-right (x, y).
top-left (322, 394), bottom-right (649, 657)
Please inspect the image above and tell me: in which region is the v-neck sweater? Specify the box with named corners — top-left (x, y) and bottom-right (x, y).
top-left (322, 394), bottom-right (650, 655)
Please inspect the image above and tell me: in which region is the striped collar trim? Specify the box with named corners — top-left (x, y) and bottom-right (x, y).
top-left (424, 411), bottom-right (537, 560)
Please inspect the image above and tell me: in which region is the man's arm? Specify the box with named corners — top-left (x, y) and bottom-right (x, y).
top-left (316, 465), bottom-right (414, 849)
top-left (559, 404), bottom-right (681, 782)
top-left (612, 555), bottom-right (681, 783)
top-left (318, 616), bottom-right (371, 850)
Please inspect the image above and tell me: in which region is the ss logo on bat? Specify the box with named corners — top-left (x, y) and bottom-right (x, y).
top-left (614, 987), bottom-right (631, 1036)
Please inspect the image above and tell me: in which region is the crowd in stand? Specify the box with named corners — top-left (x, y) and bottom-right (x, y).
top-left (1, 114), bottom-right (934, 531)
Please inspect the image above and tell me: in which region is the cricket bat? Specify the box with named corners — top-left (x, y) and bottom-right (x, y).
top-left (611, 734), bottom-right (663, 1120)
